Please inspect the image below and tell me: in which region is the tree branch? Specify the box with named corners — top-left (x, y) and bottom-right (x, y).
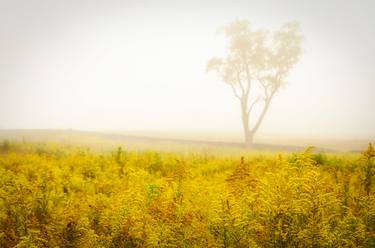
top-left (251, 88), bottom-right (277, 134)
top-left (230, 83), bottom-right (241, 100)
top-left (250, 100), bottom-right (270, 135)
top-left (247, 96), bottom-right (261, 115)
top-left (234, 66), bottom-right (245, 95)
top-left (244, 62), bottom-right (251, 96)
top-left (251, 74), bottom-right (281, 132)
top-left (258, 77), bottom-right (269, 100)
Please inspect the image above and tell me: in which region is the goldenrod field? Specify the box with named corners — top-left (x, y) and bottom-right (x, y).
top-left (0, 142), bottom-right (374, 247)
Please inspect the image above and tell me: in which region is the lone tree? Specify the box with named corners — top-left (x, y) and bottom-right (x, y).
top-left (207, 20), bottom-right (303, 148)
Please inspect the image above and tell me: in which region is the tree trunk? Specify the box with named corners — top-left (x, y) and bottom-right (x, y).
top-left (241, 100), bottom-right (253, 149)
top-left (241, 97), bottom-right (272, 149)
top-left (244, 131), bottom-right (254, 148)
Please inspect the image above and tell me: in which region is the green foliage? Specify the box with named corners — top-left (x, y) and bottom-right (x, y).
top-left (0, 143), bottom-right (374, 247)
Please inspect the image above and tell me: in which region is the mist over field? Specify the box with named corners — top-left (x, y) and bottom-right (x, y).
top-left (0, 0), bottom-right (374, 148)
top-left (1, 1), bottom-right (375, 247)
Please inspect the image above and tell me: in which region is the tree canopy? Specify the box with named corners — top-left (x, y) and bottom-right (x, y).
top-left (207, 20), bottom-right (303, 147)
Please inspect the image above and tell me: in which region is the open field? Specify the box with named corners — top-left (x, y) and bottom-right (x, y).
top-left (1, 0), bottom-right (375, 247)
top-left (0, 140), bottom-right (374, 247)
top-left (0, 129), bottom-right (373, 153)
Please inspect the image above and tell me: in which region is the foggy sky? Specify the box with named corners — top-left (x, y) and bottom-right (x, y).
top-left (0, 0), bottom-right (374, 139)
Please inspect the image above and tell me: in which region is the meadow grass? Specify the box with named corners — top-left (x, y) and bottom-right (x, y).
top-left (0, 141), bottom-right (374, 247)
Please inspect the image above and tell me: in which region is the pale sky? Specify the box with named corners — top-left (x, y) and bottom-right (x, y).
top-left (0, 0), bottom-right (374, 139)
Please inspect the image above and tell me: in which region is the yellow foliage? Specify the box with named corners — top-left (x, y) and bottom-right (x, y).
top-left (0, 143), bottom-right (374, 247)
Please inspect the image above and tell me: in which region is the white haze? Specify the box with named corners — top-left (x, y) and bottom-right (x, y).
top-left (0, 0), bottom-right (374, 140)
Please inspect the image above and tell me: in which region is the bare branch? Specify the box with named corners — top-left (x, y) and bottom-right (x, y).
top-left (250, 100), bottom-right (269, 134)
top-left (247, 96), bottom-right (261, 115)
top-left (230, 83), bottom-right (241, 100)
top-left (250, 90), bottom-right (277, 134)
top-left (244, 62), bottom-right (251, 96)
top-left (258, 77), bottom-right (270, 100)
top-left (234, 66), bottom-right (245, 95)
